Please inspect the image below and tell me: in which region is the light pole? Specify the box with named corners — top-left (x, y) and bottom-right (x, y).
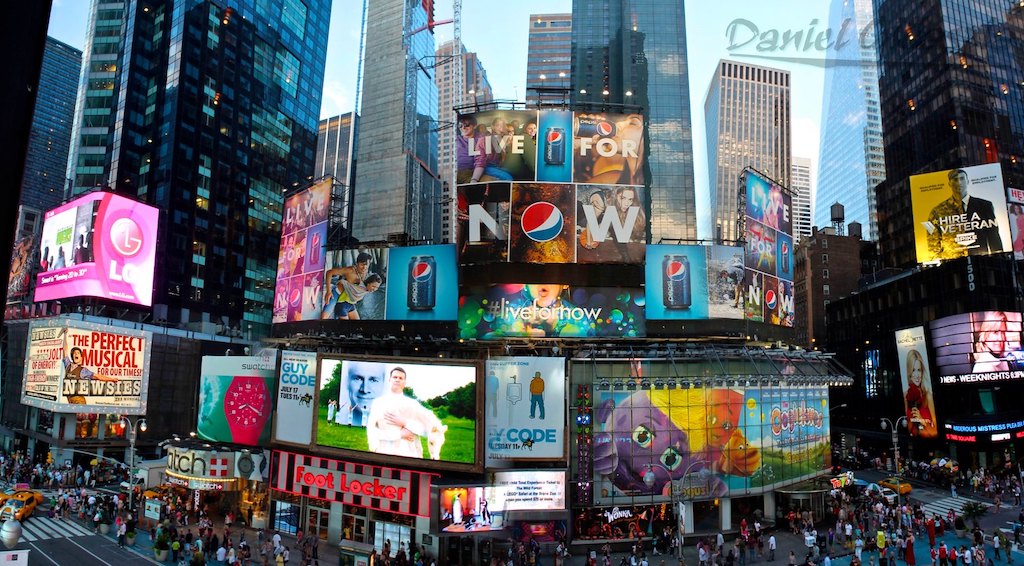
top-left (672, 460), bottom-right (710, 558)
top-left (880, 417), bottom-right (908, 506)
top-left (121, 416), bottom-right (147, 512)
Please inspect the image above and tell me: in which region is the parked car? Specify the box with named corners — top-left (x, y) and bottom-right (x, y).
top-left (0, 491), bottom-right (43, 521)
top-left (142, 484), bottom-right (187, 501)
top-left (878, 477), bottom-right (912, 495)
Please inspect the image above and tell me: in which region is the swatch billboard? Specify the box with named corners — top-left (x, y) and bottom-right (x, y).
top-left (742, 169), bottom-right (794, 327)
top-left (34, 192), bottom-right (159, 306)
top-left (21, 317), bottom-right (152, 415)
top-left (272, 180), bottom-right (331, 323)
top-left (929, 311), bottom-right (1024, 384)
top-left (485, 357), bottom-right (566, 465)
top-left (910, 163), bottom-right (1012, 263)
top-left (316, 357), bottom-right (480, 469)
top-left (197, 353), bottom-right (278, 446)
top-left (459, 284), bottom-right (645, 339)
top-left (593, 386), bottom-right (830, 502)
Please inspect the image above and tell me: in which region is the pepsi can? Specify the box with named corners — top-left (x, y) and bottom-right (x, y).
top-left (663, 255), bottom-right (691, 309)
top-left (577, 118), bottom-right (617, 138)
top-left (544, 128), bottom-right (565, 165)
top-left (407, 255), bottom-right (436, 310)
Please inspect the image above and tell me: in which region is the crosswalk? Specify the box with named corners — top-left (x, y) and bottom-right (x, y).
top-left (920, 495), bottom-right (992, 519)
top-left (18, 514), bottom-right (96, 542)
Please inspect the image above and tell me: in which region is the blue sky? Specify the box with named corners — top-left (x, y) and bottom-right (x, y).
top-left (47, 1), bottom-right (841, 239)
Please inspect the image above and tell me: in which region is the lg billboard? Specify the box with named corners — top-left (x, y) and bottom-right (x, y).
top-left (34, 192), bottom-right (159, 306)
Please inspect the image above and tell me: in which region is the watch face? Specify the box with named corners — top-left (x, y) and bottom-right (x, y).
top-left (226, 378), bottom-right (267, 429)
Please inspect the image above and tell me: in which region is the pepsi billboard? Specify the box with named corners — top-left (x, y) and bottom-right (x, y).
top-left (458, 284), bottom-right (645, 339)
top-left (272, 179), bottom-right (331, 323)
top-left (458, 182), bottom-right (646, 265)
top-left (645, 244), bottom-right (745, 321)
top-left (742, 170), bottom-right (794, 327)
top-left (384, 244), bottom-right (458, 321)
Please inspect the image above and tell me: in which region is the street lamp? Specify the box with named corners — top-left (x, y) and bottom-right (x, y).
top-left (672, 460), bottom-right (710, 558)
top-left (880, 417), bottom-right (908, 506)
top-left (121, 416), bottom-right (148, 512)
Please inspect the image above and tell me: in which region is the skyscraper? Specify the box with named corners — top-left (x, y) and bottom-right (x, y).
top-left (351, 0), bottom-right (441, 245)
top-left (571, 0), bottom-right (697, 242)
top-left (816, 0), bottom-right (884, 241)
top-left (64, 0), bottom-right (331, 338)
top-left (21, 37), bottom-right (81, 214)
top-left (316, 113), bottom-right (357, 241)
top-left (874, 0), bottom-right (1024, 267)
top-left (705, 60), bottom-right (791, 242)
top-left (434, 39), bottom-right (492, 243)
top-left (792, 157), bottom-right (813, 243)
top-left (526, 13), bottom-right (571, 107)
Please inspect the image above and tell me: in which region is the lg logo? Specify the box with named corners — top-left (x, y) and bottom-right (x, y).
top-left (108, 216), bottom-right (144, 283)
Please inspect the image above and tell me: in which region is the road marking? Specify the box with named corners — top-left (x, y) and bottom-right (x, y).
top-left (66, 537), bottom-right (114, 565)
top-left (28, 541), bottom-right (61, 565)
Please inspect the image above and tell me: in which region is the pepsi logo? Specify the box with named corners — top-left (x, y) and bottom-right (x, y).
top-left (596, 121), bottom-right (614, 136)
top-left (665, 260), bottom-right (687, 281)
top-left (547, 130), bottom-right (563, 143)
top-left (289, 287), bottom-right (302, 307)
top-left (411, 262), bottom-right (432, 281)
top-left (521, 202), bottom-right (564, 242)
top-left (764, 289), bottom-right (778, 310)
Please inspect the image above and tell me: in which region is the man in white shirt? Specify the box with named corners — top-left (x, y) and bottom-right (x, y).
top-left (272, 530), bottom-right (282, 549)
top-left (217, 545), bottom-right (228, 563)
top-left (768, 534), bottom-right (777, 561)
top-left (366, 367), bottom-right (447, 459)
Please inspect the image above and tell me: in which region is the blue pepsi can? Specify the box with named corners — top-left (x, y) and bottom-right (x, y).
top-left (544, 127), bottom-right (565, 165)
top-left (663, 255), bottom-right (691, 309)
top-left (407, 255), bottom-right (436, 310)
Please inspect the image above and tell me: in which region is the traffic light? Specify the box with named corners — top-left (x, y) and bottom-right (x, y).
top-left (46, 451), bottom-right (53, 465)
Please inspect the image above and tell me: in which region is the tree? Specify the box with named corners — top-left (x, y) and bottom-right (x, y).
top-left (320, 364), bottom-right (343, 407)
top-left (425, 382), bottom-right (476, 419)
top-left (961, 500), bottom-right (988, 528)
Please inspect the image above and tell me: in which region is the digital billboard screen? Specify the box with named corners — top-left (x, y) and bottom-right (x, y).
top-left (485, 358), bottom-right (566, 465)
top-left (894, 326), bottom-right (938, 438)
top-left (197, 353), bottom-right (278, 446)
top-left (910, 163), bottom-right (1012, 263)
top-left (8, 236), bottom-right (34, 302)
top-left (317, 358), bottom-right (479, 467)
top-left (321, 247), bottom-right (389, 321)
top-left (1008, 187), bottom-right (1024, 261)
top-left (929, 311), bottom-right (1024, 384)
top-left (21, 317), bottom-right (153, 415)
top-left (742, 170), bottom-right (794, 327)
top-left (644, 244), bottom-right (747, 321)
top-left (459, 284), bottom-right (645, 339)
top-left (272, 180), bottom-right (331, 323)
top-left (34, 192), bottom-right (159, 306)
top-left (384, 244), bottom-right (458, 321)
top-left (438, 471), bottom-right (567, 534)
top-left (593, 386), bottom-right (830, 502)
top-left (274, 351), bottom-right (317, 445)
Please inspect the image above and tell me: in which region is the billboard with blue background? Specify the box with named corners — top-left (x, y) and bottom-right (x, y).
top-left (536, 110), bottom-right (573, 183)
top-left (593, 386), bottom-right (830, 502)
top-left (645, 245), bottom-right (709, 320)
top-left (385, 244), bottom-right (458, 320)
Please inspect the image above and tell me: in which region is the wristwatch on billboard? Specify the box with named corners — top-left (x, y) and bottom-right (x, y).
top-left (224, 376), bottom-right (269, 445)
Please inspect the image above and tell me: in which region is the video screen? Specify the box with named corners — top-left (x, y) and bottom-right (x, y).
top-left (929, 311), bottom-right (1024, 384)
top-left (317, 358), bottom-right (478, 465)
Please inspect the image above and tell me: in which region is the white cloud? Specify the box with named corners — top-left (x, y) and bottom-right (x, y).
top-left (320, 79), bottom-right (353, 120)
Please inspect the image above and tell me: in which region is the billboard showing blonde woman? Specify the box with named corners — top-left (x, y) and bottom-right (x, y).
top-left (895, 326), bottom-right (938, 438)
top-left (930, 312), bottom-right (1024, 384)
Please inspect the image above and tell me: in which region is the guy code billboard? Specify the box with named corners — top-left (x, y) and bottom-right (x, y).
top-left (485, 357), bottom-right (566, 465)
top-left (742, 170), bottom-right (794, 326)
top-left (317, 357), bottom-right (479, 469)
top-left (274, 351), bottom-right (317, 445)
top-left (910, 163), bottom-right (1012, 262)
top-left (22, 317), bottom-right (152, 414)
top-left (272, 179), bottom-right (331, 323)
top-left (35, 192), bottom-right (159, 306)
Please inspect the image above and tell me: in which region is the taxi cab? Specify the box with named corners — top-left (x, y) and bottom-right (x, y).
top-left (0, 491), bottom-right (44, 521)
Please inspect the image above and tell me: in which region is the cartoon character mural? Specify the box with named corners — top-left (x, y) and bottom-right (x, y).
top-left (593, 389), bottom-right (761, 498)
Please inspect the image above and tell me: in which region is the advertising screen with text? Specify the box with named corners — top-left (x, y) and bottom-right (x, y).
top-left (930, 311), bottom-right (1024, 384)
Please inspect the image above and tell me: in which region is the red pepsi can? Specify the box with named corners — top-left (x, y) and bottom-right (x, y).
top-left (577, 117), bottom-right (617, 138)
top-left (407, 255), bottom-right (436, 310)
top-left (544, 127), bottom-right (565, 165)
top-left (663, 255), bottom-right (691, 309)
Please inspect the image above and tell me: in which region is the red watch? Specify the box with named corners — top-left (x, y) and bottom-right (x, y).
top-left (224, 376), bottom-right (270, 445)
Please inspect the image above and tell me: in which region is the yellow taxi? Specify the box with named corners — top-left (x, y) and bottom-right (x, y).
top-left (0, 491), bottom-right (44, 521)
top-left (142, 484), bottom-right (187, 501)
top-left (878, 477), bottom-right (912, 495)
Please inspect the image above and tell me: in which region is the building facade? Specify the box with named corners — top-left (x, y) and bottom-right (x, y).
top-left (316, 113), bottom-right (357, 242)
top-left (571, 0), bottom-right (698, 242)
top-left (525, 13), bottom-right (571, 107)
top-left (873, 0), bottom-right (1024, 267)
top-left (791, 157), bottom-right (813, 243)
top-left (705, 60), bottom-right (791, 242)
top-left (816, 0), bottom-right (884, 241)
top-left (21, 37), bottom-right (81, 214)
top-left (62, 0), bottom-right (330, 339)
top-left (351, 0), bottom-right (441, 245)
top-left (434, 39), bottom-right (492, 243)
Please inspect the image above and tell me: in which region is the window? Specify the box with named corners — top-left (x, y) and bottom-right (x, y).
top-left (822, 269), bottom-right (829, 279)
top-left (821, 254), bottom-right (828, 264)
top-left (821, 239), bottom-right (828, 249)
top-left (823, 284), bottom-right (830, 296)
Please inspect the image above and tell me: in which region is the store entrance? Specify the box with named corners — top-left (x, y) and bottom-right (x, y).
top-left (306, 506), bottom-right (330, 541)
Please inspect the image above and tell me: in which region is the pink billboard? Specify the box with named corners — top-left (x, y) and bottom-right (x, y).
top-left (272, 179), bottom-right (331, 323)
top-left (34, 192), bottom-right (159, 306)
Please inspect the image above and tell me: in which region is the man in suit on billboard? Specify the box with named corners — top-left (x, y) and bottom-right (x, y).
top-left (929, 168), bottom-right (1004, 257)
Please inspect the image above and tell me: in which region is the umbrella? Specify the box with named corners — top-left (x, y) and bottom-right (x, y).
top-left (90, 459), bottom-right (98, 466)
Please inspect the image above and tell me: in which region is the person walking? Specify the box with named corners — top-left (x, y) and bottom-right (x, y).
top-left (768, 534), bottom-right (776, 562)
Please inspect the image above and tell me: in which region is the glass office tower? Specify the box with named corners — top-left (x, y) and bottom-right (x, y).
top-left (571, 0), bottom-right (698, 242)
